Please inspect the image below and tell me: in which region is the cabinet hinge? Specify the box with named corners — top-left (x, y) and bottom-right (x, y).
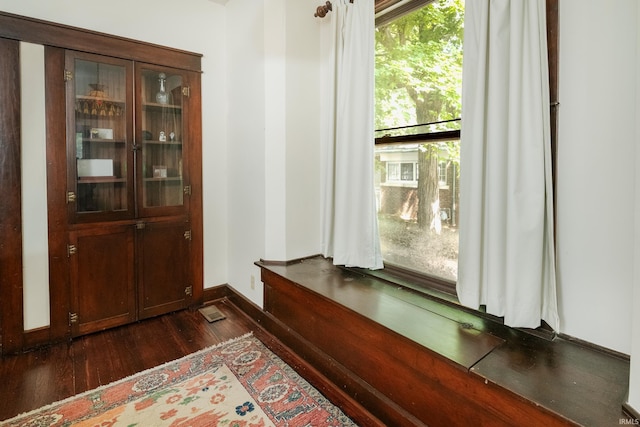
top-left (183, 185), bottom-right (192, 196)
top-left (184, 230), bottom-right (192, 241)
top-left (64, 69), bottom-right (73, 81)
top-left (67, 244), bottom-right (77, 257)
top-left (185, 285), bottom-right (193, 296)
top-left (67, 191), bottom-right (76, 203)
top-left (182, 86), bottom-right (190, 97)
top-left (69, 312), bottom-right (78, 325)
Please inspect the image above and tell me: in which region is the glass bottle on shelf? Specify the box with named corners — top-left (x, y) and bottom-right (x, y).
top-left (155, 72), bottom-right (169, 105)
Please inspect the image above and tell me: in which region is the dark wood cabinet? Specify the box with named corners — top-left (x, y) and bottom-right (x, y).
top-left (60, 51), bottom-right (202, 336)
top-left (0, 12), bottom-right (203, 352)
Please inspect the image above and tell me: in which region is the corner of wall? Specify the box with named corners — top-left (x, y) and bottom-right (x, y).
top-left (627, 0), bottom-right (640, 412)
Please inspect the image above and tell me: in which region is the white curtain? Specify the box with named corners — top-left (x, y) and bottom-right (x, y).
top-left (458, 0), bottom-right (559, 330)
top-left (320, 0), bottom-right (383, 269)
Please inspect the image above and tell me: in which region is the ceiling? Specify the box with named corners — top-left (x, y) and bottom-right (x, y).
top-left (205, 0), bottom-right (408, 15)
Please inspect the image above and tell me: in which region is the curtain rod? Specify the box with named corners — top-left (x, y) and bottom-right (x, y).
top-left (314, 1), bottom-right (354, 18)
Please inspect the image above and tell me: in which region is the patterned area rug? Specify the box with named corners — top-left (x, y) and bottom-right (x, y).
top-left (1, 333), bottom-right (356, 426)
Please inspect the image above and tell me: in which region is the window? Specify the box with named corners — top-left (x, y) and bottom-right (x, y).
top-left (387, 162), bottom-right (400, 181)
top-left (375, 0), bottom-right (464, 284)
top-left (386, 162), bottom-right (418, 182)
top-left (373, 0), bottom-right (558, 290)
top-left (438, 161), bottom-right (448, 187)
top-left (401, 163), bottom-right (414, 181)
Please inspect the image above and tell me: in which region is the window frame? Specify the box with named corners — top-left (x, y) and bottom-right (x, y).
top-left (371, 0), bottom-right (559, 296)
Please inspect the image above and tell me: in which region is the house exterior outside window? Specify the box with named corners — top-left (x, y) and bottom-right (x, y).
top-left (376, 144), bottom-right (458, 225)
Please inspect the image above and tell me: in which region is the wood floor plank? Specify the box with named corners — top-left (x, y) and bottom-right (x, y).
top-left (0, 298), bottom-right (377, 426)
top-left (0, 345), bottom-right (75, 418)
top-left (161, 306), bottom-right (221, 352)
top-left (0, 302), bottom-right (251, 421)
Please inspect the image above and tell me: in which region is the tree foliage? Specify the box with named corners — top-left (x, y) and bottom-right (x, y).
top-left (375, 0), bottom-right (464, 131)
top-left (375, 0), bottom-right (464, 229)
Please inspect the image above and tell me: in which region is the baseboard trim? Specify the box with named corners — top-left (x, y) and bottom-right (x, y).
top-left (623, 401), bottom-right (640, 423)
top-left (23, 326), bottom-right (51, 351)
top-left (202, 284), bottom-right (233, 303)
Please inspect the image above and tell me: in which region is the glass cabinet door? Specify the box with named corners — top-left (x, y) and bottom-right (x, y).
top-left (66, 52), bottom-right (134, 222)
top-left (137, 66), bottom-right (188, 216)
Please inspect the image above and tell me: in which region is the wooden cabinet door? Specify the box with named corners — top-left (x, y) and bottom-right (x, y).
top-left (69, 225), bottom-right (136, 337)
top-left (138, 220), bottom-right (191, 319)
top-left (65, 51), bottom-right (135, 224)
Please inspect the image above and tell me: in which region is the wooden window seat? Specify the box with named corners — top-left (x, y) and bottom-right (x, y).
top-left (252, 256), bottom-right (629, 426)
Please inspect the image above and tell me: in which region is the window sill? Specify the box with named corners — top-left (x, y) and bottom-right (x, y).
top-left (352, 264), bottom-right (558, 342)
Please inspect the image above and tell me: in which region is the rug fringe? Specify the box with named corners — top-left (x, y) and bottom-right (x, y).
top-left (0, 332), bottom-right (254, 425)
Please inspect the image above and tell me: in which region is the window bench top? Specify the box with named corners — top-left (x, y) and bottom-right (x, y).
top-left (257, 255), bottom-right (631, 426)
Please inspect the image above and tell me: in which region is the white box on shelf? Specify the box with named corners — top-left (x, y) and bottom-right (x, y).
top-left (90, 128), bottom-right (113, 139)
top-left (77, 159), bottom-right (113, 177)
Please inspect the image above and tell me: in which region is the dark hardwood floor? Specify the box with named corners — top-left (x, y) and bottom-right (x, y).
top-left (0, 300), bottom-right (259, 421)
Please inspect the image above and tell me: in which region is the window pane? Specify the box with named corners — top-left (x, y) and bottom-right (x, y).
top-left (438, 161), bottom-right (448, 186)
top-left (375, 140), bottom-right (459, 281)
top-left (375, 0), bottom-right (464, 137)
top-left (140, 69), bottom-right (184, 209)
top-left (73, 58), bottom-right (128, 214)
top-left (375, 0), bottom-right (463, 282)
top-left (401, 163), bottom-right (414, 181)
top-left (388, 163), bottom-right (400, 180)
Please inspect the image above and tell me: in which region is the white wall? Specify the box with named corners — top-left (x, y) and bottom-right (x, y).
top-left (284, 0), bottom-right (322, 259)
top-left (20, 42), bottom-right (49, 330)
top-left (628, 2), bottom-right (640, 414)
top-left (225, 0), bottom-right (322, 304)
top-left (556, 0), bottom-right (636, 355)
top-left (226, 0), bottom-right (267, 304)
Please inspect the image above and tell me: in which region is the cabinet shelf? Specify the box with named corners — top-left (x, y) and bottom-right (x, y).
top-left (82, 138), bottom-right (126, 144)
top-left (76, 95), bottom-right (126, 104)
top-left (143, 140), bottom-right (182, 145)
top-left (143, 177), bottom-right (183, 182)
top-left (75, 95), bottom-right (126, 117)
top-left (77, 176), bottom-right (124, 184)
top-left (142, 102), bottom-right (182, 111)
